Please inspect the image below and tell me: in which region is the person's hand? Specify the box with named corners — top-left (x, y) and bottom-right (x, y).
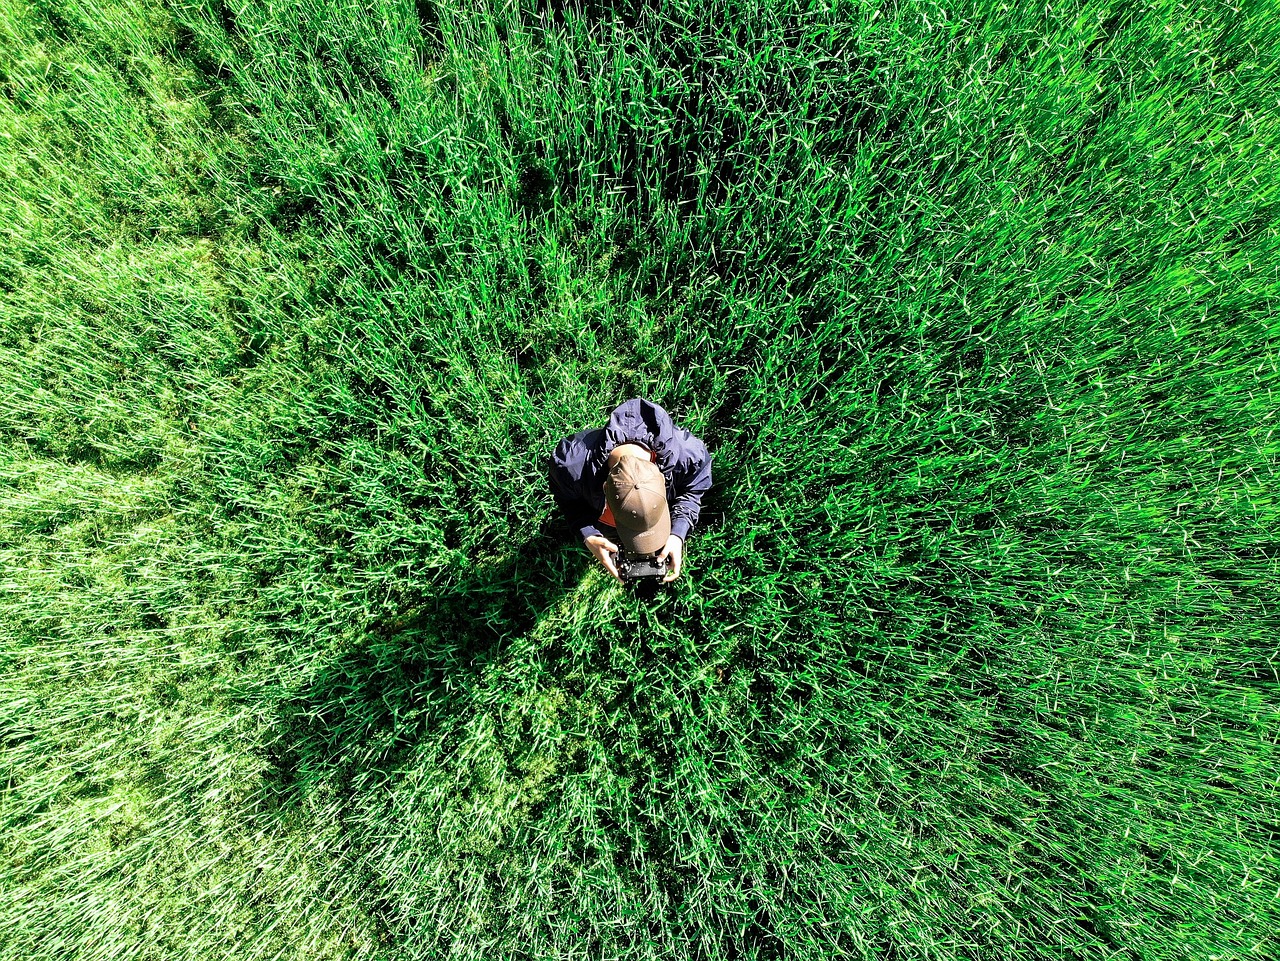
top-left (658, 534), bottom-right (684, 583)
top-left (584, 534), bottom-right (622, 581)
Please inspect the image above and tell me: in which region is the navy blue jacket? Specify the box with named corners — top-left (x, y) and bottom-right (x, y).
top-left (548, 398), bottom-right (713, 543)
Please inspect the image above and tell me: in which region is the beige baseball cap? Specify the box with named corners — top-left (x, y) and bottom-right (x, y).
top-left (603, 455), bottom-right (670, 554)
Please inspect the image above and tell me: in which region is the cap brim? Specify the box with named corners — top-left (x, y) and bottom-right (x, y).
top-left (617, 505), bottom-right (670, 554)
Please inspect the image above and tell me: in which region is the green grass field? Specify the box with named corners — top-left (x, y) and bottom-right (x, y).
top-left (2, 0), bottom-right (1278, 957)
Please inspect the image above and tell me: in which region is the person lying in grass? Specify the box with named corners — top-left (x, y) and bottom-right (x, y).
top-left (548, 398), bottom-right (713, 582)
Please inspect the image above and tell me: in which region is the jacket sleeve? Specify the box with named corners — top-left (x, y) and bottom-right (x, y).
top-left (547, 441), bottom-right (603, 542)
top-left (668, 437), bottom-right (712, 542)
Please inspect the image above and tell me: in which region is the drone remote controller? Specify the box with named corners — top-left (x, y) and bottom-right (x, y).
top-left (614, 549), bottom-right (668, 581)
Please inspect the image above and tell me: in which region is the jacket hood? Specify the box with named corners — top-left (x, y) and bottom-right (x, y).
top-left (589, 398), bottom-right (678, 475)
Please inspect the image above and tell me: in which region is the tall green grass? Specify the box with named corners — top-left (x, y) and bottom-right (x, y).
top-left (2, 0), bottom-right (1277, 958)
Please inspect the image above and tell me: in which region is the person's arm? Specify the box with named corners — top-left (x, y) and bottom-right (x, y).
top-left (547, 445), bottom-right (603, 542)
top-left (668, 438), bottom-right (712, 542)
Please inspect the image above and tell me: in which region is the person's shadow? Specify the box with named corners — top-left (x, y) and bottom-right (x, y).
top-left (255, 512), bottom-right (610, 810)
